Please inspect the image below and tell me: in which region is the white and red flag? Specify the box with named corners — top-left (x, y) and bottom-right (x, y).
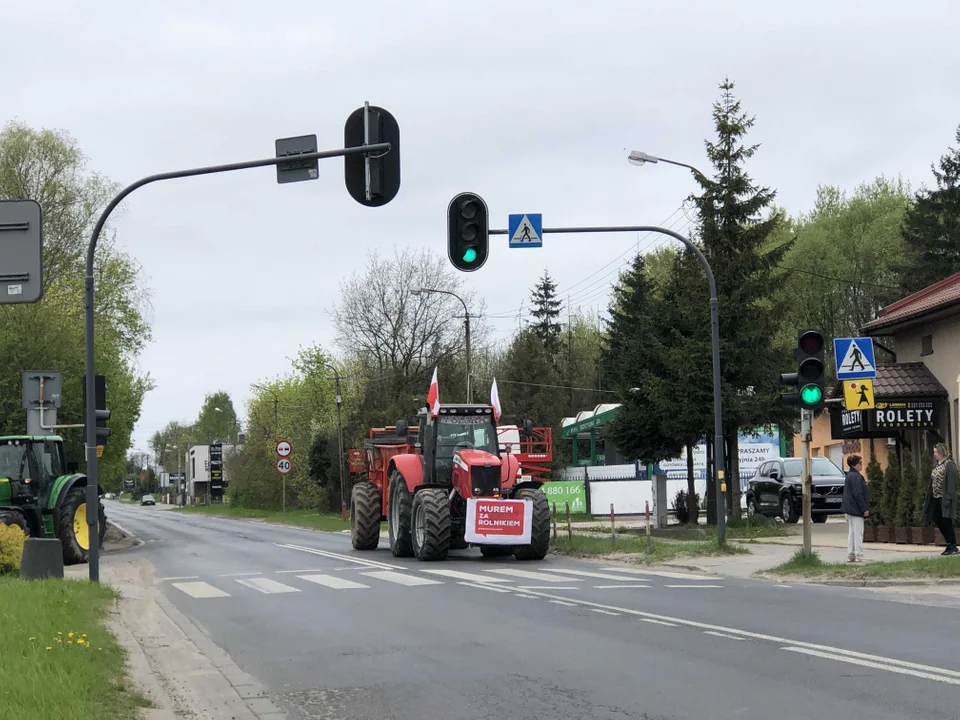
top-left (427, 367), bottom-right (440, 417)
top-left (490, 377), bottom-right (502, 421)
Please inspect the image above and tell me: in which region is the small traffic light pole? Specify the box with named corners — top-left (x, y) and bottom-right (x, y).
top-left (801, 409), bottom-right (813, 557)
top-left (83, 140), bottom-right (393, 582)
top-left (490, 223), bottom-right (727, 545)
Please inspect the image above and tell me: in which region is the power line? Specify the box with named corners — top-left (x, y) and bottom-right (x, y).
top-left (775, 264), bottom-right (901, 290)
top-left (498, 379), bottom-right (618, 394)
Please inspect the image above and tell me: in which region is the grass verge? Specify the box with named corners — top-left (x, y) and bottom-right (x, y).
top-left (549, 533), bottom-right (749, 564)
top-left (576, 515), bottom-right (787, 541)
top-left (0, 576), bottom-right (150, 719)
top-left (173, 504), bottom-right (355, 532)
top-left (769, 549), bottom-right (960, 579)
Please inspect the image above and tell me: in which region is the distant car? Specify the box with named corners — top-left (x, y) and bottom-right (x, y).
top-left (744, 456), bottom-right (846, 523)
top-left (140, 494), bottom-right (156, 506)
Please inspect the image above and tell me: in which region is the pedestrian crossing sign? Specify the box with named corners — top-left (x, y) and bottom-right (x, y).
top-left (833, 337), bottom-right (876, 380)
top-left (843, 379), bottom-right (875, 410)
top-left (508, 213), bottom-right (543, 248)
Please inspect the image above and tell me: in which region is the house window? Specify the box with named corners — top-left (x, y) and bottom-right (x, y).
top-left (921, 334), bottom-right (933, 356)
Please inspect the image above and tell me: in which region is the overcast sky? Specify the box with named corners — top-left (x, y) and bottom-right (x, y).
top-left (6, 0), bottom-right (959, 454)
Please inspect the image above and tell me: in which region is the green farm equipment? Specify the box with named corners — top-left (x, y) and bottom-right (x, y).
top-left (0, 435), bottom-right (106, 564)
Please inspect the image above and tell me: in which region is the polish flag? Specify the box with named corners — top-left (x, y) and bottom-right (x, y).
top-left (490, 377), bottom-right (502, 421)
top-left (426, 367), bottom-right (440, 417)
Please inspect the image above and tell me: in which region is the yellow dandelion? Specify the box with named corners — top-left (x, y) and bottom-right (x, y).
top-left (29, 637), bottom-right (35, 641)
top-left (68, 632), bottom-right (74, 638)
top-left (46, 647), bottom-right (52, 651)
top-left (98, 648), bottom-right (102, 651)
top-left (57, 632), bottom-right (62, 635)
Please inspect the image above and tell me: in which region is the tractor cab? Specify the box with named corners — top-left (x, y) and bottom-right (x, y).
top-left (0, 436), bottom-right (67, 536)
top-left (412, 405), bottom-right (501, 487)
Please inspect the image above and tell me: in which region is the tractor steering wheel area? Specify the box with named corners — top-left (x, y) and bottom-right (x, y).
top-left (454, 441), bottom-right (474, 452)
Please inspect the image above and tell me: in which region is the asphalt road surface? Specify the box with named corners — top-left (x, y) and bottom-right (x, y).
top-left (105, 502), bottom-right (960, 720)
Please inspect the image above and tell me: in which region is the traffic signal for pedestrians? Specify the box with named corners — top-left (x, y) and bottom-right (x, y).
top-left (779, 330), bottom-right (826, 410)
top-left (447, 192), bottom-right (489, 272)
top-left (344, 104), bottom-right (401, 207)
top-left (83, 374), bottom-right (111, 445)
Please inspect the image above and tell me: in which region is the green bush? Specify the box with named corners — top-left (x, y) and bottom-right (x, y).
top-left (882, 459), bottom-right (899, 526)
top-left (866, 455), bottom-right (884, 526)
top-left (0, 523), bottom-right (25, 574)
top-left (895, 449), bottom-right (915, 526)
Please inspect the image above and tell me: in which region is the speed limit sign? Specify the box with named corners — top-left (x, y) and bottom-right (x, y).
top-left (276, 458), bottom-right (292, 474)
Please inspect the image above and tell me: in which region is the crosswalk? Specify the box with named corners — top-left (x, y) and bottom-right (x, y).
top-left (165, 563), bottom-right (723, 600)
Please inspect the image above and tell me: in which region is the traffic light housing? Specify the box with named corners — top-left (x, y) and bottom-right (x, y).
top-left (343, 105), bottom-right (401, 207)
top-left (780, 329), bottom-right (826, 410)
top-left (447, 192), bottom-right (489, 272)
top-left (83, 374), bottom-right (111, 445)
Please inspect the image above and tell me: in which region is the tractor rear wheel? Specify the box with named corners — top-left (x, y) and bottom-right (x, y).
top-left (58, 487), bottom-right (106, 565)
top-left (513, 487), bottom-right (551, 561)
top-left (388, 472), bottom-right (413, 557)
top-left (0, 510), bottom-right (28, 536)
top-left (412, 488), bottom-right (450, 561)
top-left (350, 482), bottom-right (381, 550)
top-left (480, 545), bottom-right (513, 558)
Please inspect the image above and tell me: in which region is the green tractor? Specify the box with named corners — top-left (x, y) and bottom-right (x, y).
top-left (0, 435), bottom-right (106, 565)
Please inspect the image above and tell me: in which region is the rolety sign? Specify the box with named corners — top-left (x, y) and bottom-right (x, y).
top-left (464, 498), bottom-right (533, 545)
top-left (871, 400), bottom-right (937, 430)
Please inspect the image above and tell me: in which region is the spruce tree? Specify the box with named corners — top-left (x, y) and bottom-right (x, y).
top-left (529, 269), bottom-right (563, 354)
top-left (899, 124), bottom-right (960, 293)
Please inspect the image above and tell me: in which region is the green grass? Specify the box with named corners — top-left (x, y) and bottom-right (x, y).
top-left (576, 514), bottom-right (787, 541)
top-left (173, 504), bottom-right (356, 532)
top-left (769, 548), bottom-right (960, 579)
top-left (0, 576), bottom-right (150, 719)
top-left (549, 533), bottom-right (749, 564)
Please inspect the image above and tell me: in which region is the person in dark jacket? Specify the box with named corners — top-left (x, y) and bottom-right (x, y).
top-left (841, 454), bottom-right (870, 562)
top-left (923, 443), bottom-right (959, 556)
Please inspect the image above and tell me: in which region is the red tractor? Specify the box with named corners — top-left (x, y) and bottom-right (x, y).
top-left (348, 404), bottom-right (551, 561)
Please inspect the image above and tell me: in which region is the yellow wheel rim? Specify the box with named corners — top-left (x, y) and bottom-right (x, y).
top-left (73, 503), bottom-right (90, 551)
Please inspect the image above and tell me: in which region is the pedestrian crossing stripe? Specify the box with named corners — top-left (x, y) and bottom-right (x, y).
top-left (298, 574), bottom-right (370, 589)
top-left (235, 577), bottom-right (300, 594)
top-left (359, 570), bottom-right (442, 586)
top-left (171, 581), bottom-right (231, 598)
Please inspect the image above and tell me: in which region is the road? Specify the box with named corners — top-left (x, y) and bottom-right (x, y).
top-left (105, 501), bottom-right (960, 719)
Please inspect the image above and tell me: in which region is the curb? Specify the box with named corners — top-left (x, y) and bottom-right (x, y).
top-left (754, 573), bottom-right (960, 588)
top-left (104, 519), bottom-right (144, 550)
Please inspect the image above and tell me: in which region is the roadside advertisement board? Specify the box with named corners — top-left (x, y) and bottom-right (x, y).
top-left (464, 498), bottom-right (533, 545)
top-left (542, 480), bottom-right (587, 513)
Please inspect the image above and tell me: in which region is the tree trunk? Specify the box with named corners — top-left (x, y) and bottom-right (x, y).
top-left (728, 429), bottom-right (741, 520)
top-left (685, 441), bottom-right (698, 524)
top-left (705, 435), bottom-right (717, 525)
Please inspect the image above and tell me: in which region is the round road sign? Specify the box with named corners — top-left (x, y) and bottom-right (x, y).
top-left (276, 440), bottom-right (292, 458)
top-left (276, 458), bottom-right (292, 474)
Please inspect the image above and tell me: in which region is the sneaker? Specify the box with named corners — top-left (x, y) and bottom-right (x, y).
top-left (847, 553), bottom-right (856, 562)
top-left (855, 554), bottom-right (865, 562)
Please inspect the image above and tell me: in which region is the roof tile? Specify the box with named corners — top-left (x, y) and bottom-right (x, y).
top-left (862, 271), bottom-right (960, 333)
top-left (830, 362), bottom-right (948, 399)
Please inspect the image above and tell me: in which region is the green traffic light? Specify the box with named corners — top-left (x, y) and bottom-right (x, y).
top-left (800, 384), bottom-right (823, 406)
top-left (462, 247), bottom-right (478, 263)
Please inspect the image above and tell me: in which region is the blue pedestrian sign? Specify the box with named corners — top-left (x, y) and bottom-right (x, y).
top-left (834, 337), bottom-right (876, 380)
top-left (508, 213), bottom-right (542, 248)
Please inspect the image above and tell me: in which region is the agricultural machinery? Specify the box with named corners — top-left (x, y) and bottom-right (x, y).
top-left (0, 435), bottom-right (106, 565)
top-left (348, 404), bottom-right (553, 561)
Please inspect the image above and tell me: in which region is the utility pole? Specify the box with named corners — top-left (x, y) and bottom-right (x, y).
top-left (801, 408), bottom-right (813, 557)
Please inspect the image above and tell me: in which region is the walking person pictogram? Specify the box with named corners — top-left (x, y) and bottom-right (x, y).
top-left (857, 384), bottom-right (871, 407)
top-left (847, 345), bottom-right (866, 371)
top-left (520, 225), bottom-right (533, 242)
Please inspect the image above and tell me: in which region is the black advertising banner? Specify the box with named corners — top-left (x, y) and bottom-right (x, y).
top-left (831, 399), bottom-right (940, 439)
top-left (209, 443), bottom-right (224, 498)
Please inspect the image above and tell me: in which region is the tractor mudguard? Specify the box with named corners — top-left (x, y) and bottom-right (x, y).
top-left (390, 455), bottom-right (424, 493)
top-left (499, 454), bottom-right (521, 490)
top-left (48, 473), bottom-right (95, 511)
top-left (511, 478), bottom-right (543, 494)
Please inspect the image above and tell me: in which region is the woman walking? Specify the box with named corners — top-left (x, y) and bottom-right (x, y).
top-left (842, 454), bottom-right (870, 562)
top-left (924, 443), bottom-right (959, 556)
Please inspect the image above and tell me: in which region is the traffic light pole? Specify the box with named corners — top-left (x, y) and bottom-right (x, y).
top-left (490, 223), bottom-right (727, 544)
top-left (801, 408), bottom-right (813, 557)
top-left (83, 141), bottom-right (392, 582)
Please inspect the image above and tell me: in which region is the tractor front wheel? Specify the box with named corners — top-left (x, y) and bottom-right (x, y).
top-left (350, 482), bottom-right (381, 550)
top-left (513, 487), bottom-right (551, 561)
top-left (0, 510), bottom-right (28, 536)
top-left (412, 488), bottom-right (450, 561)
top-left (388, 472), bottom-right (414, 558)
top-left (58, 487), bottom-right (106, 565)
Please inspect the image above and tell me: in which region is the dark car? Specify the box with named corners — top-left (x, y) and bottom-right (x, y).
top-left (140, 494), bottom-right (156, 506)
top-left (744, 456), bottom-right (846, 523)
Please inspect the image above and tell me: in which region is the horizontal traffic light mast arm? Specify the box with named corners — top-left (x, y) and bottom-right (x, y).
top-left (489, 225), bottom-right (698, 236)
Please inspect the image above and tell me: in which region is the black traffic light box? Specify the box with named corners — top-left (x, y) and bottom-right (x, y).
top-left (447, 192), bottom-right (489, 272)
top-left (82, 374), bottom-right (111, 445)
top-left (344, 105), bottom-right (401, 207)
top-left (779, 329), bottom-right (826, 410)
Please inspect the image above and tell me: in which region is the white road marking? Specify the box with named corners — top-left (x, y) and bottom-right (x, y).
top-left (502, 586), bottom-right (960, 684)
top-left (549, 600), bottom-right (577, 607)
top-left (541, 568), bottom-right (646, 582)
top-left (159, 575), bottom-right (200, 582)
top-left (519, 585), bottom-right (579, 590)
top-left (458, 582), bottom-right (512, 593)
top-left (420, 569), bottom-right (512, 584)
top-left (783, 647), bottom-right (960, 686)
top-left (664, 584), bottom-right (725, 588)
top-left (705, 631), bottom-right (743, 641)
top-left (276, 568), bottom-right (332, 574)
top-left (171, 581), bottom-right (230, 599)
top-left (361, 570), bottom-right (443, 586)
top-left (235, 577), bottom-right (300, 594)
top-left (276, 543), bottom-right (405, 570)
top-left (514, 594), bottom-right (538, 599)
top-left (600, 567), bottom-right (719, 580)
top-left (298, 574), bottom-right (370, 590)
top-left (591, 609), bottom-right (620, 616)
top-left (219, 571), bottom-right (262, 577)
top-left (484, 568), bottom-right (582, 583)
top-left (593, 584), bottom-right (651, 589)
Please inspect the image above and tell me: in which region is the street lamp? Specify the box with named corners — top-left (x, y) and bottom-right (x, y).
top-left (628, 149), bottom-right (728, 543)
top-left (410, 287), bottom-right (472, 403)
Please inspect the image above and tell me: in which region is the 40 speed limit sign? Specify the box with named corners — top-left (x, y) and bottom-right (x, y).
top-left (276, 458), bottom-right (292, 474)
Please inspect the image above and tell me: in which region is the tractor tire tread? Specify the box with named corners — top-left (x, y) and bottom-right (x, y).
top-left (389, 473), bottom-right (414, 557)
top-left (57, 487), bottom-right (106, 565)
top-left (412, 488), bottom-right (450, 561)
top-left (513, 487), bottom-right (551, 561)
top-left (0, 510), bottom-right (28, 536)
top-left (350, 482), bottom-right (381, 550)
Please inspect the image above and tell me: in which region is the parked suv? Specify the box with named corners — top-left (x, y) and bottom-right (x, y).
top-left (744, 456), bottom-right (846, 523)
